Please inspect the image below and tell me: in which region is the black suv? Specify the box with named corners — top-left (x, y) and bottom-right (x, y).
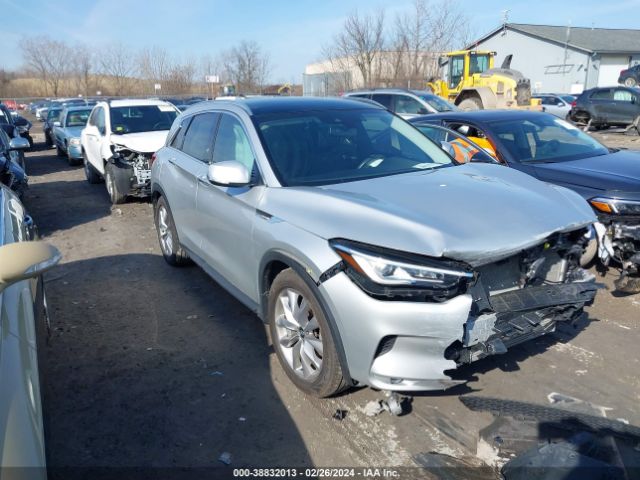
top-left (568, 86), bottom-right (640, 129)
top-left (618, 64), bottom-right (640, 87)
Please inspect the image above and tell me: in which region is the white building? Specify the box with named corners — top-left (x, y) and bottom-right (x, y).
top-left (469, 23), bottom-right (640, 93)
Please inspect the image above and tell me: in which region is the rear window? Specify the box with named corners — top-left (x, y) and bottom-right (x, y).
top-left (66, 109), bottom-right (92, 127)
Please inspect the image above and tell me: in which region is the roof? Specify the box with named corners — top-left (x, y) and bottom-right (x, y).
top-left (106, 99), bottom-right (174, 108)
top-left (63, 105), bottom-right (93, 112)
top-left (409, 109), bottom-right (550, 124)
top-left (472, 23), bottom-right (640, 54)
top-left (196, 96), bottom-right (384, 116)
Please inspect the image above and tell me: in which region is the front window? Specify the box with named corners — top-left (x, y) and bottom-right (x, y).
top-left (469, 53), bottom-right (490, 75)
top-left (254, 108), bottom-right (454, 187)
top-left (66, 109), bottom-right (92, 127)
top-left (489, 116), bottom-right (609, 163)
top-left (110, 105), bottom-right (179, 135)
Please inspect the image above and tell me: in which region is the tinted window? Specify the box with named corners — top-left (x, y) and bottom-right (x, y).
top-left (181, 113), bottom-right (218, 162)
top-left (590, 89), bottom-right (612, 100)
top-left (394, 95), bottom-right (426, 114)
top-left (212, 114), bottom-right (254, 171)
top-left (254, 109), bottom-right (453, 187)
top-left (170, 116), bottom-right (192, 150)
top-left (110, 105), bottom-right (178, 134)
top-left (371, 94), bottom-right (393, 109)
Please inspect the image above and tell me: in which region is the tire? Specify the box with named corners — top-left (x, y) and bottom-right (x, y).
top-left (154, 196), bottom-right (191, 266)
top-left (67, 151), bottom-right (82, 166)
top-left (458, 97), bottom-right (483, 111)
top-left (56, 144), bottom-right (64, 157)
top-left (624, 77), bottom-right (637, 87)
top-left (104, 163), bottom-right (127, 204)
top-left (45, 133), bottom-right (53, 148)
top-left (268, 268), bottom-right (347, 398)
top-left (83, 154), bottom-right (103, 184)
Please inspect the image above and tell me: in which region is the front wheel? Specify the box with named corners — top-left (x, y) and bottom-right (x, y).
top-left (268, 268), bottom-right (347, 397)
top-left (83, 154), bottom-right (103, 184)
top-left (105, 163), bottom-right (127, 204)
top-left (458, 97), bottom-right (483, 111)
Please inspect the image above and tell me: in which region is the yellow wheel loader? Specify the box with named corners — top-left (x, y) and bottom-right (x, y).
top-left (427, 50), bottom-right (539, 110)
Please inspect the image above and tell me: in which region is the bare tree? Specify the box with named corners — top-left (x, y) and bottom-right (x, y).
top-left (100, 42), bottom-right (136, 95)
top-left (139, 46), bottom-right (170, 93)
top-left (20, 37), bottom-right (73, 97)
top-left (222, 41), bottom-right (270, 94)
top-left (325, 9), bottom-right (386, 88)
top-left (72, 45), bottom-right (93, 97)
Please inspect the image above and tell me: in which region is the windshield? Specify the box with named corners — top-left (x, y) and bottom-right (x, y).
top-left (254, 109), bottom-right (454, 187)
top-left (488, 116), bottom-right (609, 163)
top-left (110, 105), bottom-right (178, 134)
top-left (561, 95), bottom-right (576, 103)
top-left (66, 109), bottom-right (91, 127)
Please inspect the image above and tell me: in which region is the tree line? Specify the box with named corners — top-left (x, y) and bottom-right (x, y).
top-left (1, 37), bottom-right (271, 98)
top-left (322, 0), bottom-right (475, 91)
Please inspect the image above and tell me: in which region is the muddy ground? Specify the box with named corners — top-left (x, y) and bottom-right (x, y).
top-left (19, 122), bottom-right (640, 479)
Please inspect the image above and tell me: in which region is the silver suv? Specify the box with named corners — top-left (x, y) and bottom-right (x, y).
top-left (344, 88), bottom-right (457, 119)
top-left (151, 97), bottom-right (597, 397)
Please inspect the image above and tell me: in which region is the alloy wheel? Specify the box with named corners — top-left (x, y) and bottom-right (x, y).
top-left (157, 205), bottom-right (174, 255)
top-left (273, 288), bottom-right (323, 380)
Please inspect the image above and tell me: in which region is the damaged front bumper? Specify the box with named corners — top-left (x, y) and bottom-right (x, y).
top-left (319, 234), bottom-right (599, 392)
top-left (594, 218), bottom-right (640, 292)
top-left (109, 147), bottom-right (153, 197)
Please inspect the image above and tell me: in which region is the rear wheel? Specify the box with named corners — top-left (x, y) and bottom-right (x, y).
top-left (458, 97), bottom-right (483, 111)
top-left (154, 196), bottom-right (190, 266)
top-left (268, 268), bottom-right (347, 398)
top-left (624, 77), bottom-right (637, 87)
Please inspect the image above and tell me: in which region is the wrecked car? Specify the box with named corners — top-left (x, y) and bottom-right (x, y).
top-left (411, 110), bottom-right (640, 293)
top-left (152, 97), bottom-right (598, 397)
top-left (80, 99), bottom-right (179, 204)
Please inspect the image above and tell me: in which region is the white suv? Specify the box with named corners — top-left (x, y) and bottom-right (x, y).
top-left (81, 99), bottom-right (179, 204)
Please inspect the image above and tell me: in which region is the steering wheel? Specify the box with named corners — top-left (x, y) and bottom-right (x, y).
top-left (357, 155), bottom-right (385, 169)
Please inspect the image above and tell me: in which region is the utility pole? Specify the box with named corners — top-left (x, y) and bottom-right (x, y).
top-left (563, 21), bottom-right (571, 92)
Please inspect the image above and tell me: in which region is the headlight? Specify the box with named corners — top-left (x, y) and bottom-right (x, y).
top-left (329, 239), bottom-right (474, 301)
top-left (69, 138), bottom-right (81, 145)
top-left (590, 197), bottom-right (640, 216)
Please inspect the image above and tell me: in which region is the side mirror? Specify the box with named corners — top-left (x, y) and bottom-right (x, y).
top-left (53, 121), bottom-right (61, 127)
top-left (9, 137), bottom-right (30, 150)
top-left (0, 241), bottom-right (61, 292)
top-left (207, 161), bottom-right (251, 187)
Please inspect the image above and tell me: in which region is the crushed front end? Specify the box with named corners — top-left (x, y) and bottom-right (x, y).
top-left (590, 195), bottom-right (640, 293)
top-left (320, 228), bottom-right (598, 391)
top-left (108, 145), bottom-right (153, 198)
top-left (446, 228), bottom-right (598, 366)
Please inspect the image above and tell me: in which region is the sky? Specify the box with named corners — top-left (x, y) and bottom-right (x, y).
top-left (2, 0), bottom-right (640, 83)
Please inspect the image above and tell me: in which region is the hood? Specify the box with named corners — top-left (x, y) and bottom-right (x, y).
top-left (110, 130), bottom-right (169, 153)
top-left (533, 150), bottom-right (640, 196)
top-left (260, 164), bottom-right (596, 266)
top-left (65, 126), bottom-right (84, 138)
